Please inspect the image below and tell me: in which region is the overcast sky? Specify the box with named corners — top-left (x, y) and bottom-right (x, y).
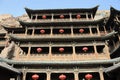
top-left (0, 0), bottom-right (120, 17)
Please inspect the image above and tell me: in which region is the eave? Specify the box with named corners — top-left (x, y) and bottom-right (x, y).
top-left (25, 6), bottom-right (99, 19)
top-left (8, 31), bottom-right (117, 42)
top-left (105, 7), bottom-right (120, 27)
top-left (19, 18), bottom-right (105, 27)
top-left (2, 26), bottom-right (25, 32)
top-left (0, 62), bottom-right (21, 74)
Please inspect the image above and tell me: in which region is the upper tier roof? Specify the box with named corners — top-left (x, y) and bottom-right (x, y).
top-left (105, 7), bottom-right (120, 27)
top-left (25, 6), bottom-right (99, 19)
top-left (19, 18), bottom-right (105, 27)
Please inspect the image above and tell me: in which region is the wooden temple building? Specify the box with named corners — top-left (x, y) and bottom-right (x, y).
top-left (0, 6), bottom-right (120, 80)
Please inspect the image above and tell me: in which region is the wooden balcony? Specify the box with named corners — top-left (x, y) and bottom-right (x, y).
top-left (14, 52), bottom-right (110, 61)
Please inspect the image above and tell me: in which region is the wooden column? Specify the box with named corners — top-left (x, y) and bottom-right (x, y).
top-left (22, 68), bottom-right (27, 80)
top-left (50, 27), bottom-right (53, 36)
top-left (89, 26), bottom-right (93, 36)
top-left (97, 25), bottom-right (100, 36)
top-left (72, 44), bottom-right (76, 60)
top-left (49, 44), bottom-right (52, 60)
top-left (51, 14), bottom-right (54, 21)
top-left (105, 44), bottom-right (110, 59)
top-left (69, 13), bottom-right (72, 21)
top-left (71, 26), bottom-right (74, 36)
top-left (74, 70), bottom-right (79, 80)
top-left (93, 42), bottom-right (98, 58)
top-left (86, 13), bottom-right (88, 20)
top-left (32, 28), bottom-right (35, 36)
top-left (25, 27), bottom-right (28, 36)
top-left (35, 14), bottom-right (38, 21)
top-left (99, 68), bottom-right (104, 80)
top-left (91, 14), bottom-right (93, 20)
top-left (47, 71), bottom-right (51, 80)
top-left (103, 26), bottom-right (107, 34)
top-left (27, 46), bottom-right (31, 59)
top-left (31, 14), bottom-right (33, 20)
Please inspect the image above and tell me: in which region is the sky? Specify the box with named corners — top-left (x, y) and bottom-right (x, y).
top-left (0, 0), bottom-right (120, 17)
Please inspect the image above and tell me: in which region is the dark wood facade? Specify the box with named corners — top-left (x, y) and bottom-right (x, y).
top-left (0, 6), bottom-right (120, 80)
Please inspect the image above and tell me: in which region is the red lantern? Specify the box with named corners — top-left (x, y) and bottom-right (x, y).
top-left (76, 14), bottom-right (81, 19)
top-left (32, 74), bottom-right (39, 80)
top-left (37, 48), bottom-right (42, 53)
top-left (82, 47), bottom-right (88, 52)
top-left (40, 29), bottom-right (45, 34)
top-left (60, 15), bottom-right (64, 19)
top-left (59, 48), bottom-right (64, 52)
top-left (59, 29), bottom-right (64, 33)
top-left (85, 74), bottom-right (93, 80)
top-left (59, 74), bottom-right (66, 80)
top-left (42, 15), bottom-right (46, 19)
top-left (79, 28), bottom-right (84, 33)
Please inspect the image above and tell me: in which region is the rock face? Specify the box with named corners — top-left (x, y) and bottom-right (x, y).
top-left (0, 14), bottom-right (29, 28)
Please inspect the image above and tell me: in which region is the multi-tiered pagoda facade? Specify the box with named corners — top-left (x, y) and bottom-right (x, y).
top-left (0, 6), bottom-right (120, 80)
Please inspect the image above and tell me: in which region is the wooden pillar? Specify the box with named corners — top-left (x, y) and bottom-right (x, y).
top-left (22, 68), bottom-right (27, 80)
top-left (91, 14), bottom-right (93, 20)
top-left (89, 26), bottom-right (93, 36)
top-left (72, 44), bottom-right (76, 60)
top-left (32, 28), bottom-right (35, 36)
top-left (74, 71), bottom-right (79, 80)
top-left (105, 44), bottom-right (110, 59)
top-left (49, 44), bottom-right (52, 60)
top-left (35, 14), bottom-right (38, 21)
top-left (97, 25), bottom-right (100, 36)
top-left (27, 46), bottom-right (31, 59)
top-left (71, 26), bottom-right (74, 36)
top-left (31, 14), bottom-right (33, 20)
top-left (50, 27), bottom-right (53, 36)
top-left (103, 26), bottom-right (107, 34)
top-left (47, 71), bottom-right (51, 80)
top-left (51, 14), bottom-right (54, 21)
top-left (99, 68), bottom-right (104, 80)
top-left (25, 27), bottom-right (28, 36)
top-left (69, 13), bottom-right (72, 21)
top-left (86, 13), bottom-right (88, 20)
top-left (93, 42), bottom-right (98, 58)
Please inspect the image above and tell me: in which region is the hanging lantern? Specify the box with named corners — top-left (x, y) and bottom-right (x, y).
top-left (40, 29), bottom-right (45, 34)
top-left (59, 74), bottom-right (66, 80)
top-left (60, 15), bottom-right (64, 19)
top-left (59, 48), bottom-right (64, 52)
top-left (37, 48), bottom-right (42, 53)
top-left (79, 28), bottom-right (84, 33)
top-left (59, 29), bottom-right (64, 33)
top-left (76, 14), bottom-right (81, 19)
top-left (85, 74), bottom-right (93, 80)
top-left (42, 15), bottom-right (46, 19)
top-left (32, 74), bottom-right (39, 80)
top-left (82, 47), bottom-right (88, 52)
